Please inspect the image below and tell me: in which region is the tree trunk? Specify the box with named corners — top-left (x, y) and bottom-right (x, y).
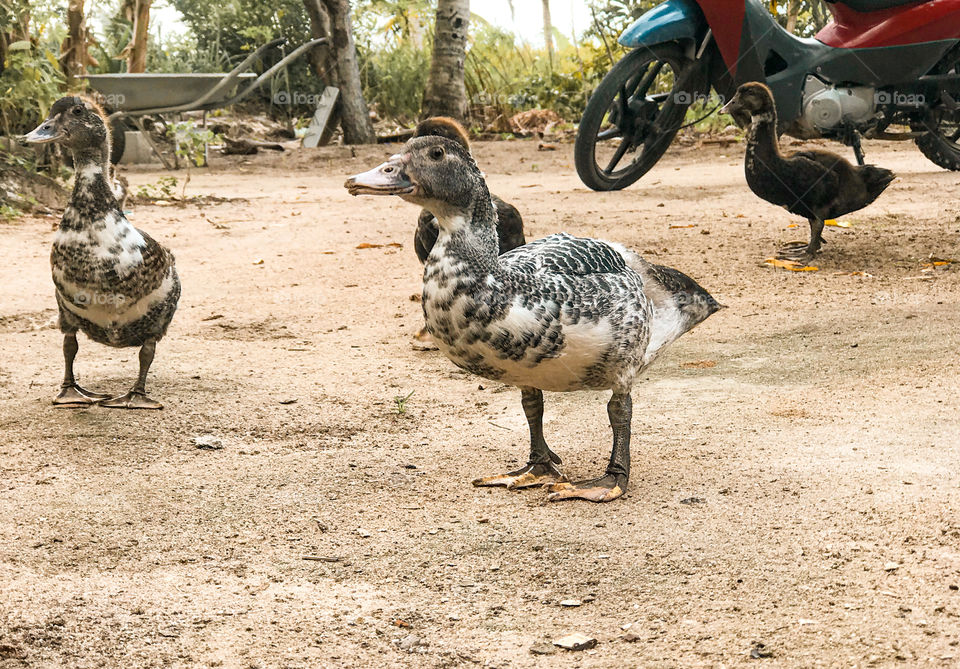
top-left (422, 0), bottom-right (469, 121)
top-left (312, 0), bottom-right (375, 144)
top-left (542, 0), bottom-right (554, 70)
top-left (303, 0), bottom-right (333, 83)
top-left (62, 0), bottom-right (88, 85)
top-left (785, 0), bottom-right (801, 34)
top-left (127, 0), bottom-right (151, 73)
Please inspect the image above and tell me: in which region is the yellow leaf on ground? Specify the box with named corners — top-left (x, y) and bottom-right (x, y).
top-left (765, 258), bottom-right (819, 272)
top-left (669, 224), bottom-right (696, 229)
top-left (824, 219), bottom-right (850, 227)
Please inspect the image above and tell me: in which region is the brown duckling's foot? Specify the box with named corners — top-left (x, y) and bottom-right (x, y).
top-left (547, 473), bottom-right (627, 503)
top-left (100, 390), bottom-right (163, 410)
top-left (53, 383), bottom-right (110, 408)
top-left (472, 461), bottom-right (567, 490)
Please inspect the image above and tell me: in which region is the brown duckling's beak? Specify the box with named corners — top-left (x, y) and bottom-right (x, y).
top-left (720, 97), bottom-right (750, 129)
top-left (345, 157), bottom-right (416, 196)
top-left (19, 116), bottom-right (64, 145)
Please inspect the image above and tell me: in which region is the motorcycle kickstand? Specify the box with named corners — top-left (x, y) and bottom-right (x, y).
top-left (842, 124), bottom-right (866, 166)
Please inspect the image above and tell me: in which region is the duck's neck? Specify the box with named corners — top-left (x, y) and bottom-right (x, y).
top-left (427, 188), bottom-right (500, 273)
top-left (65, 146), bottom-right (117, 229)
top-left (745, 109), bottom-right (781, 165)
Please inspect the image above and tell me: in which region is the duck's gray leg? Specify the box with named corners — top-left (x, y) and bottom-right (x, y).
top-left (53, 333), bottom-right (110, 407)
top-left (101, 339), bottom-right (163, 410)
top-left (777, 218), bottom-right (825, 260)
top-left (472, 388), bottom-right (566, 489)
top-left (548, 393), bottom-right (631, 503)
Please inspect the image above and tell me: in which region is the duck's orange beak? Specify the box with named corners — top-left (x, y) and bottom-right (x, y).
top-left (345, 156), bottom-right (416, 196)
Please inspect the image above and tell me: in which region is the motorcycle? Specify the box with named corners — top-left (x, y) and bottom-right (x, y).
top-left (574, 0), bottom-right (960, 191)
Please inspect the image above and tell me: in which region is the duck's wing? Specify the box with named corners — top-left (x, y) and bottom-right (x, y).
top-left (115, 228), bottom-right (176, 299)
top-left (491, 195), bottom-right (525, 254)
top-left (500, 233), bottom-right (628, 277)
top-left (414, 209), bottom-right (439, 264)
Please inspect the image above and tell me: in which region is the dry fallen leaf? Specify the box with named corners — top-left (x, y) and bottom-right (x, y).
top-left (824, 219), bottom-right (850, 228)
top-left (681, 360), bottom-right (717, 369)
top-left (356, 242), bottom-right (403, 249)
top-left (765, 258), bottom-right (819, 272)
top-left (669, 224), bottom-right (696, 229)
top-left (921, 256), bottom-right (956, 271)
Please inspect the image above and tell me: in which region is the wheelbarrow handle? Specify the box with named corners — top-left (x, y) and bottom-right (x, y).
top-left (107, 37), bottom-right (290, 122)
top-left (217, 38), bottom-right (329, 108)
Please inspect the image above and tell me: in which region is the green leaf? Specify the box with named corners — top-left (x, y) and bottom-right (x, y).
top-left (7, 41), bottom-right (32, 51)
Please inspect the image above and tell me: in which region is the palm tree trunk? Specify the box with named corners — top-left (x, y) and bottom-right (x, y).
top-left (422, 0), bottom-right (469, 121)
top-left (542, 0), bottom-right (554, 70)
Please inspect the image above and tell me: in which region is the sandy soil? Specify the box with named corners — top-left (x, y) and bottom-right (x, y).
top-left (1, 137), bottom-right (958, 668)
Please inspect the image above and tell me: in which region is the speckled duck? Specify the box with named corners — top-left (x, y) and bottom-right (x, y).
top-left (346, 136), bottom-right (720, 503)
top-left (22, 97), bottom-right (180, 409)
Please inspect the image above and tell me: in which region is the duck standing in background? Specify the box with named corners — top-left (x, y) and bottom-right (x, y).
top-left (410, 117), bottom-right (526, 343)
top-left (346, 136), bottom-right (721, 503)
top-left (722, 82), bottom-right (895, 260)
top-left (21, 97), bottom-right (180, 409)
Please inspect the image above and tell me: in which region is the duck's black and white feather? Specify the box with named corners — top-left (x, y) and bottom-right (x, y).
top-left (22, 95), bottom-right (179, 409)
top-left (53, 164), bottom-right (180, 348)
top-left (347, 135), bottom-right (719, 502)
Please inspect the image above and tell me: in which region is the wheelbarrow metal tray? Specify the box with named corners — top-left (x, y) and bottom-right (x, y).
top-left (85, 73), bottom-right (257, 111)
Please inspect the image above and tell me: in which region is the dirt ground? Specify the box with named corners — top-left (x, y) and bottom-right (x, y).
top-left (1, 137), bottom-right (958, 668)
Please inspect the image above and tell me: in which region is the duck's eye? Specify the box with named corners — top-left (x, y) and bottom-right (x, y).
top-left (428, 146), bottom-right (445, 161)
top-left (72, 106), bottom-right (83, 116)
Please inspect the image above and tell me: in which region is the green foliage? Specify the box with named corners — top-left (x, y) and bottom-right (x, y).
top-left (136, 176), bottom-right (179, 200)
top-left (168, 121), bottom-right (221, 167)
top-left (0, 41), bottom-right (65, 136)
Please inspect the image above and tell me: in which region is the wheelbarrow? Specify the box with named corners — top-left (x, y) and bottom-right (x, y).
top-left (84, 37), bottom-right (327, 168)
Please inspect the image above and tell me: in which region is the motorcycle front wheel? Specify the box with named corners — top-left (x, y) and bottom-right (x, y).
top-left (575, 44), bottom-right (696, 191)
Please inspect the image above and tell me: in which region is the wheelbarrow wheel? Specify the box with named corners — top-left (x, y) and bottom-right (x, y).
top-left (575, 45), bottom-right (694, 191)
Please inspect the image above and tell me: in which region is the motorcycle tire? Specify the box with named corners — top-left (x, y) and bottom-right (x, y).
top-left (914, 121), bottom-right (960, 171)
top-left (575, 44), bottom-right (695, 191)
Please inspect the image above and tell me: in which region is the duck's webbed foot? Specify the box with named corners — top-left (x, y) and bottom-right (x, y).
top-left (473, 388), bottom-right (567, 489)
top-left (472, 459), bottom-right (566, 489)
top-left (100, 390), bottom-right (162, 410)
top-left (777, 219), bottom-right (825, 261)
top-left (547, 472), bottom-right (628, 503)
top-left (547, 392), bottom-right (633, 504)
top-left (53, 382), bottom-right (110, 408)
top-left (100, 340), bottom-right (163, 410)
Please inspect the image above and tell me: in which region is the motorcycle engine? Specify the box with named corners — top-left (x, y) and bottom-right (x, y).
top-left (801, 76), bottom-right (876, 131)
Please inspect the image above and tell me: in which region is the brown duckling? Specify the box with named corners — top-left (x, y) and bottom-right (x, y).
top-left (722, 82), bottom-right (895, 260)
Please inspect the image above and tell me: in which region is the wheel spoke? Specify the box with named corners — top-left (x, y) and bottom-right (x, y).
top-left (597, 127), bottom-right (622, 141)
top-left (634, 61), bottom-right (665, 100)
top-left (604, 139), bottom-right (631, 174)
